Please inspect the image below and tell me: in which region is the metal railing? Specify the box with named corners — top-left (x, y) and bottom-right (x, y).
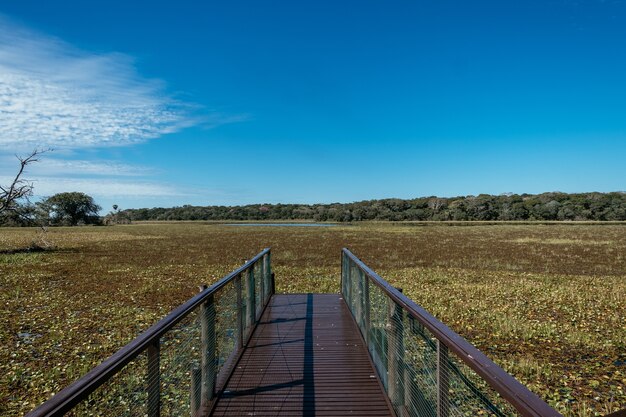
top-left (341, 248), bottom-right (562, 417)
top-left (27, 248), bottom-right (273, 417)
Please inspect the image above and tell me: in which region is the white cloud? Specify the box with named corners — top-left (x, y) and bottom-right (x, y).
top-left (0, 175), bottom-right (184, 198)
top-left (0, 14), bottom-right (213, 150)
top-left (31, 158), bottom-right (155, 176)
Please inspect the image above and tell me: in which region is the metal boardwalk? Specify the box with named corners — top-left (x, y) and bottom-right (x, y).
top-left (211, 294), bottom-right (394, 417)
top-left (26, 249), bottom-right (568, 417)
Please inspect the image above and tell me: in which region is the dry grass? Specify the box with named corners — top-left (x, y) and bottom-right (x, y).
top-left (0, 223), bottom-right (624, 416)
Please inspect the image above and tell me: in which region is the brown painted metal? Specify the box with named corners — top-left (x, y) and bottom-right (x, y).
top-left (211, 294), bottom-right (395, 417)
top-left (147, 339), bottom-right (160, 417)
top-left (342, 248), bottom-right (563, 417)
top-left (26, 248), bottom-right (271, 417)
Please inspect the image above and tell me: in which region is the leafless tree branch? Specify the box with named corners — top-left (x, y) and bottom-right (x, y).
top-left (0, 148), bottom-right (50, 216)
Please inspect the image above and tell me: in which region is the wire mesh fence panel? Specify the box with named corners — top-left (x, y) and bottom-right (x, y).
top-left (159, 309), bottom-right (201, 417)
top-left (243, 268), bottom-right (253, 342)
top-left (345, 258), bottom-right (361, 320)
top-left (254, 260), bottom-right (263, 320)
top-left (397, 304), bottom-right (520, 416)
top-left (345, 258), bottom-right (355, 315)
top-left (214, 278), bottom-right (239, 392)
top-left (445, 348), bottom-right (519, 416)
top-left (402, 315), bottom-right (439, 417)
top-left (66, 352), bottom-right (148, 417)
top-left (368, 278), bottom-right (390, 391)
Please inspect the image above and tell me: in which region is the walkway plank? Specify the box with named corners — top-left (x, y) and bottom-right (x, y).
top-left (211, 294), bottom-right (394, 417)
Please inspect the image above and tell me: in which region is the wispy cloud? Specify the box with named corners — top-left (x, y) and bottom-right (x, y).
top-left (0, 14), bottom-right (224, 150)
top-left (0, 175), bottom-right (184, 198)
top-left (32, 158), bottom-right (156, 177)
top-left (0, 14), bottom-right (250, 208)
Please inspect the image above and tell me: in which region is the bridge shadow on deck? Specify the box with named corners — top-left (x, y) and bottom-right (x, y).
top-left (211, 294), bottom-right (393, 417)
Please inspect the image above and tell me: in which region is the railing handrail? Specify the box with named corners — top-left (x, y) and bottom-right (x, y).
top-left (342, 248), bottom-right (562, 417)
top-left (27, 248), bottom-right (271, 417)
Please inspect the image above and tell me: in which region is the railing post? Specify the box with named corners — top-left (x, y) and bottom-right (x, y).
top-left (388, 290), bottom-right (405, 410)
top-left (236, 274), bottom-right (243, 349)
top-left (147, 339), bottom-right (160, 417)
top-left (200, 292), bottom-right (216, 410)
top-left (437, 340), bottom-right (450, 417)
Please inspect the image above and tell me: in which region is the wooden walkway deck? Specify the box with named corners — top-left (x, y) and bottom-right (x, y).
top-left (211, 294), bottom-right (394, 416)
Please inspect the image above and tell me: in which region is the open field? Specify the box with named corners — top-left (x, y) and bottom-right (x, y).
top-left (0, 222), bottom-right (625, 416)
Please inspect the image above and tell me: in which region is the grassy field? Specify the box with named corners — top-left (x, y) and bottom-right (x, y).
top-left (0, 222), bottom-right (624, 416)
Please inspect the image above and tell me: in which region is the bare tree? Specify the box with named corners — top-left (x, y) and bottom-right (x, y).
top-left (0, 149), bottom-right (47, 222)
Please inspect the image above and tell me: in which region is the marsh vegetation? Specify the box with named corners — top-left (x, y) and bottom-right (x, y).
top-left (0, 223), bottom-right (624, 416)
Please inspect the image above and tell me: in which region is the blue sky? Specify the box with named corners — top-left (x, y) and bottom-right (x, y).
top-left (1, 0), bottom-right (625, 211)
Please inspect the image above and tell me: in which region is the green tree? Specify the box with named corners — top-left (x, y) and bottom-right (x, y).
top-left (39, 192), bottom-right (101, 226)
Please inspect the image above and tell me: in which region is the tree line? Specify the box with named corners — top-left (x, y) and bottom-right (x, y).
top-left (2, 152), bottom-right (624, 226)
top-left (122, 192), bottom-right (626, 222)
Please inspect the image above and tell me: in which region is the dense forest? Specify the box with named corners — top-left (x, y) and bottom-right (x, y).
top-left (123, 192), bottom-right (626, 222)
